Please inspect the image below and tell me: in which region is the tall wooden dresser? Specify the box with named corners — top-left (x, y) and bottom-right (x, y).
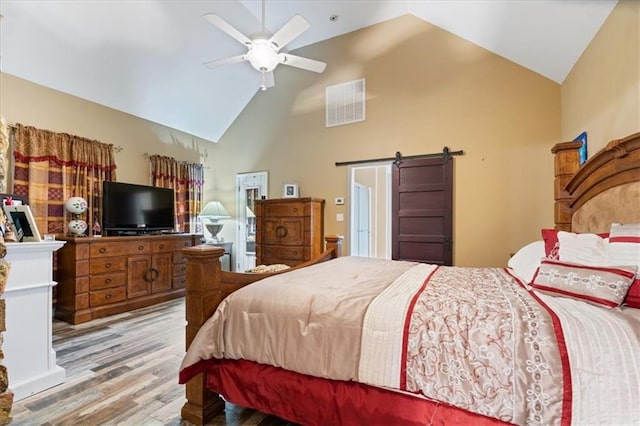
top-left (255, 198), bottom-right (324, 267)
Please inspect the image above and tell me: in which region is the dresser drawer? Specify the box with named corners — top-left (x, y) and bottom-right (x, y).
top-left (90, 241), bottom-right (151, 258)
top-left (89, 257), bottom-right (127, 274)
top-left (173, 275), bottom-right (187, 289)
top-left (262, 245), bottom-right (305, 261)
top-left (153, 240), bottom-right (174, 253)
top-left (264, 218), bottom-right (304, 245)
top-left (173, 250), bottom-right (187, 264)
top-left (174, 238), bottom-right (195, 251)
top-left (173, 262), bottom-right (187, 276)
top-left (264, 202), bottom-right (305, 217)
top-left (90, 286), bottom-right (126, 307)
top-left (90, 272), bottom-right (126, 290)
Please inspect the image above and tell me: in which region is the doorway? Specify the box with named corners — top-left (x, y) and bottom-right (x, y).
top-left (236, 171), bottom-right (268, 272)
top-left (349, 163), bottom-right (392, 258)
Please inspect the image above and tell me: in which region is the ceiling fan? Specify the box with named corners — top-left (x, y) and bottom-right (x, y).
top-left (203, 0), bottom-right (327, 91)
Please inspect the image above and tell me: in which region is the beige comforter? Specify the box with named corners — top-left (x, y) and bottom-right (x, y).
top-left (181, 256), bottom-right (640, 425)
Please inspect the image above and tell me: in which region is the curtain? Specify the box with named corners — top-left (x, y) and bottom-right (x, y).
top-left (150, 155), bottom-right (204, 233)
top-left (12, 124), bottom-right (117, 235)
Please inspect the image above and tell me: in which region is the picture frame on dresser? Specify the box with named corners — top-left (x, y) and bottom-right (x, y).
top-left (3, 204), bottom-right (41, 242)
top-left (283, 183), bottom-right (298, 198)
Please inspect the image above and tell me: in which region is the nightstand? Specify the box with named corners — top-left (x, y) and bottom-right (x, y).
top-left (210, 241), bottom-right (233, 271)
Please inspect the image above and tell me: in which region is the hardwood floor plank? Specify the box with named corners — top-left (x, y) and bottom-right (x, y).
top-left (10, 298), bottom-right (292, 426)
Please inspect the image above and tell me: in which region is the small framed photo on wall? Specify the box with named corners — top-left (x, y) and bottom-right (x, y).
top-left (283, 183), bottom-right (298, 198)
top-left (574, 131), bottom-right (588, 165)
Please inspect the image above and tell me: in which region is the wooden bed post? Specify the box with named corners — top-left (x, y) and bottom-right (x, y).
top-left (325, 234), bottom-right (343, 257)
top-left (181, 245), bottom-right (226, 425)
top-left (180, 235), bottom-right (343, 425)
top-left (551, 141), bottom-right (582, 231)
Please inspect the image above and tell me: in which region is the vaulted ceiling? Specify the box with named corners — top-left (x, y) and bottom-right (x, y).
top-left (0, 0), bottom-right (618, 143)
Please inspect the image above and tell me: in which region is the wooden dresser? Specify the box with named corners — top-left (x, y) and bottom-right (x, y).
top-left (55, 234), bottom-right (199, 324)
top-left (255, 198), bottom-right (324, 267)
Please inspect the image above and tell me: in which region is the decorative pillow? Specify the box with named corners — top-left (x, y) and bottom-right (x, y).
top-left (541, 229), bottom-right (562, 260)
top-left (530, 259), bottom-right (636, 308)
top-left (507, 240), bottom-right (545, 284)
top-left (249, 264), bottom-right (290, 273)
top-left (541, 229), bottom-right (609, 262)
top-left (608, 223), bottom-right (640, 308)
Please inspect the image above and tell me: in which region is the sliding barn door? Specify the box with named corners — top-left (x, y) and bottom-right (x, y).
top-left (392, 157), bottom-right (453, 265)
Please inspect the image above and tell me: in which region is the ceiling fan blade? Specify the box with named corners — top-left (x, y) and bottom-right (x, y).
top-left (203, 55), bottom-right (246, 69)
top-left (269, 15), bottom-right (310, 50)
top-left (279, 53), bottom-right (326, 73)
top-left (203, 13), bottom-right (252, 47)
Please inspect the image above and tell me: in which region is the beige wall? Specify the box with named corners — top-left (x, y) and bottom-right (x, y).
top-left (1, 14), bottom-right (563, 267)
top-left (218, 15), bottom-right (560, 266)
top-left (0, 73), bottom-right (211, 185)
top-left (561, 0), bottom-right (640, 154)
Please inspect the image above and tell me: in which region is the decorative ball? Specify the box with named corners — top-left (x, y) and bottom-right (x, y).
top-left (68, 219), bottom-right (88, 236)
top-left (65, 197), bottom-right (88, 214)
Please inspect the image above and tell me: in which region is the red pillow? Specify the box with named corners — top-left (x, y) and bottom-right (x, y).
top-left (624, 280), bottom-right (640, 308)
top-left (541, 229), bottom-right (561, 260)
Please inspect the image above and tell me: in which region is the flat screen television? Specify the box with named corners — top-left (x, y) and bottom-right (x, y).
top-left (102, 181), bottom-right (175, 234)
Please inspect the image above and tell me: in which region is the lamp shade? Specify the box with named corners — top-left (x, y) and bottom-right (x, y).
top-left (200, 201), bottom-right (230, 219)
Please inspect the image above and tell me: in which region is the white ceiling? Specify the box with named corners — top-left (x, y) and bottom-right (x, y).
top-left (0, 0), bottom-right (618, 143)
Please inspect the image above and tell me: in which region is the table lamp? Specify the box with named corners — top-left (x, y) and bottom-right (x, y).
top-left (200, 201), bottom-right (230, 243)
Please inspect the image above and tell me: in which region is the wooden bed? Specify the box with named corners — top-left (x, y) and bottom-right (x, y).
top-left (180, 132), bottom-right (640, 425)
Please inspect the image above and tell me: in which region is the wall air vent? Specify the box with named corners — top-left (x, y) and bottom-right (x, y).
top-left (326, 78), bottom-right (365, 127)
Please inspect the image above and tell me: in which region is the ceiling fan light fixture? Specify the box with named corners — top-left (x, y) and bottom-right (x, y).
top-left (203, 7), bottom-right (326, 89)
top-left (246, 38), bottom-right (279, 72)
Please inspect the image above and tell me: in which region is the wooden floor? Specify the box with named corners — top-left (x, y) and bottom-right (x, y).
top-left (10, 298), bottom-right (293, 426)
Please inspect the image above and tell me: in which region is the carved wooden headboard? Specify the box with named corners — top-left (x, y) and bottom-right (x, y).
top-left (552, 132), bottom-right (640, 233)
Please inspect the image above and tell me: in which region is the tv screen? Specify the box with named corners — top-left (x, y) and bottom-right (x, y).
top-left (102, 181), bottom-right (175, 234)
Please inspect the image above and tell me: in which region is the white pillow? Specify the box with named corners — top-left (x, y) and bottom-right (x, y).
top-left (557, 231), bottom-right (609, 265)
top-left (508, 240), bottom-right (545, 284)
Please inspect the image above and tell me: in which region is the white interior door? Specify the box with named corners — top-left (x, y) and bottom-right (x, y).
top-left (236, 171), bottom-right (268, 272)
top-left (349, 163), bottom-right (392, 259)
top-left (352, 183), bottom-right (371, 256)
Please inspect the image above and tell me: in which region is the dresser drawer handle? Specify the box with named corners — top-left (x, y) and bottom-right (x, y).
top-left (104, 278), bottom-right (112, 284)
top-left (105, 262), bottom-right (112, 269)
top-left (105, 293), bottom-right (112, 299)
top-left (99, 247), bottom-right (106, 254)
top-left (293, 207), bottom-right (298, 212)
top-left (275, 225), bottom-right (288, 238)
top-left (138, 245), bottom-right (144, 251)
top-left (159, 244), bottom-right (164, 249)
top-left (293, 250), bottom-right (298, 256)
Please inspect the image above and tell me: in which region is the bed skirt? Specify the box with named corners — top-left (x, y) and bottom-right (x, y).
top-left (198, 358), bottom-right (511, 426)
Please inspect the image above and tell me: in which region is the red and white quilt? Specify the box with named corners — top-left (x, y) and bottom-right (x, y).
top-left (180, 256), bottom-right (640, 425)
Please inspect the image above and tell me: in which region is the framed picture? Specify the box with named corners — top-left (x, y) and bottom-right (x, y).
top-left (3, 204), bottom-right (42, 242)
top-left (574, 131), bottom-right (588, 165)
top-left (283, 183), bottom-right (298, 198)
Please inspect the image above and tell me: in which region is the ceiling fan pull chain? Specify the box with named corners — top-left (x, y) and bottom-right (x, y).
top-left (262, 0), bottom-right (266, 33)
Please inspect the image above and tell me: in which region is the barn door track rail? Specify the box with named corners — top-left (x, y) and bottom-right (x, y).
top-left (335, 146), bottom-right (464, 167)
